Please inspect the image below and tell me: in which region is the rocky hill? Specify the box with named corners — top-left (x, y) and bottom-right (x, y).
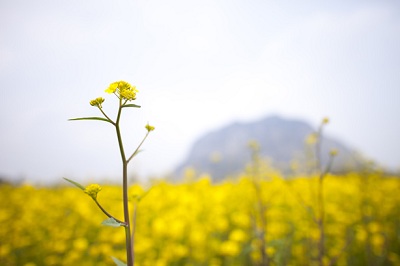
top-left (175, 115), bottom-right (361, 180)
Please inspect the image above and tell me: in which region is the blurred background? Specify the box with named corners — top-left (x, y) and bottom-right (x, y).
top-left (1, 0), bottom-right (399, 184)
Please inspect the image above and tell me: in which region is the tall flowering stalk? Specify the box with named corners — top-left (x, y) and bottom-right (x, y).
top-left (65, 81), bottom-right (154, 266)
top-left (285, 118), bottom-right (338, 265)
top-left (248, 141), bottom-right (270, 266)
top-left (314, 118), bottom-right (337, 266)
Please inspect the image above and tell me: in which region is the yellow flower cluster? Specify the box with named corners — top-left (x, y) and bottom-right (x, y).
top-left (145, 124), bottom-right (155, 132)
top-left (0, 172), bottom-right (399, 265)
top-left (84, 184), bottom-right (102, 199)
top-left (89, 97), bottom-right (105, 107)
top-left (105, 81), bottom-right (138, 101)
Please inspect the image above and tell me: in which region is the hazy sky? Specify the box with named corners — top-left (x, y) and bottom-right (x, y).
top-left (1, 0), bottom-right (399, 183)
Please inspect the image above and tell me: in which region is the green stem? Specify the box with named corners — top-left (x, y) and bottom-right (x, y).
top-left (250, 148), bottom-right (269, 266)
top-left (315, 125), bottom-right (323, 174)
top-left (93, 198), bottom-right (126, 226)
top-left (317, 173), bottom-right (325, 266)
top-left (127, 132), bottom-right (150, 163)
top-left (115, 98), bottom-right (126, 162)
top-left (315, 124), bottom-right (324, 266)
top-left (122, 161), bottom-right (133, 266)
top-left (98, 106), bottom-right (116, 125)
top-left (131, 202), bottom-right (138, 265)
top-left (115, 99), bottom-right (134, 266)
top-left (317, 154), bottom-right (334, 266)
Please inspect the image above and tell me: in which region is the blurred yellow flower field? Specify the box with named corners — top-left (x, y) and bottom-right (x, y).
top-left (0, 171), bottom-right (399, 266)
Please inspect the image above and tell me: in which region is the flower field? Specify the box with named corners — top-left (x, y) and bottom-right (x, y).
top-left (1, 171), bottom-right (399, 266)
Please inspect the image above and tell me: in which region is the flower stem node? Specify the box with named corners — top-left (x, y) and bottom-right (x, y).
top-left (84, 184), bottom-right (102, 200)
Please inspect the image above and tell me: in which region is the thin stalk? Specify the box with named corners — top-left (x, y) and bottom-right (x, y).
top-left (122, 161), bottom-right (133, 266)
top-left (98, 106), bottom-right (116, 125)
top-left (127, 132), bottom-right (150, 163)
top-left (255, 185), bottom-right (268, 266)
top-left (317, 154), bottom-right (334, 266)
top-left (115, 98), bottom-right (134, 266)
top-left (317, 173), bottom-right (325, 266)
top-left (315, 125), bottom-right (323, 173)
top-left (93, 198), bottom-right (126, 226)
top-left (250, 146), bottom-right (269, 266)
top-left (315, 122), bottom-right (325, 266)
top-left (131, 201), bottom-right (138, 263)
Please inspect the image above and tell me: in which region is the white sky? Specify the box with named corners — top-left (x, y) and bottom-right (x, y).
top-left (1, 0), bottom-right (399, 183)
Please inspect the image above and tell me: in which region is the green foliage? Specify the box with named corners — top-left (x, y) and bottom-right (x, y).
top-left (122, 104), bottom-right (141, 108)
top-left (63, 177), bottom-right (85, 190)
top-left (68, 117), bottom-right (114, 124)
top-left (102, 218), bottom-right (124, 228)
top-left (111, 256), bottom-right (127, 266)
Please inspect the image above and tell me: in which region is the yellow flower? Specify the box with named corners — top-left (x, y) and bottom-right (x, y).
top-left (105, 81), bottom-right (138, 101)
top-left (305, 133), bottom-right (318, 145)
top-left (322, 117), bottom-right (330, 124)
top-left (145, 123), bottom-right (155, 132)
top-left (120, 88), bottom-right (137, 100)
top-left (84, 184), bottom-right (102, 199)
top-left (330, 149), bottom-right (338, 157)
top-left (89, 97), bottom-right (105, 107)
top-left (105, 81), bottom-right (119, 94)
top-left (220, 240), bottom-right (240, 256)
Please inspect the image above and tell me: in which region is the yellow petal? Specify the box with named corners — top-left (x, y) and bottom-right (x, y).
top-left (105, 82), bottom-right (119, 93)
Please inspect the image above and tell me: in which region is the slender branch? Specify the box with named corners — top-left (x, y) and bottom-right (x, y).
top-left (249, 146), bottom-right (269, 266)
top-left (115, 97), bottom-right (134, 266)
top-left (98, 106), bottom-right (116, 126)
top-left (122, 161), bottom-right (133, 266)
top-left (317, 153), bottom-right (335, 266)
top-left (315, 125), bottom-right (323, 174)
top-left (115, 99), bottom-right (127, 162)
top-left (131, 201), bottom-right (138, 266)
top-left (315, 120), bottom-right (327, 266)
top-left (127, 132), bottom-right (150, 164)
top-left (92, 198), bottom-right (126, 226)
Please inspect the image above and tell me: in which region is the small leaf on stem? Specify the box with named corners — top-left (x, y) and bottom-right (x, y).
top-left (111, 256), bottom-right (127, 266)
top-left (63, 178), bottom-right (85, 190)
top-left (102, 217), bottom-right (124, 227)
top-left (69, 117), bottom-right (113, 124)
top-left (122, 104), bottom-right (141, 108)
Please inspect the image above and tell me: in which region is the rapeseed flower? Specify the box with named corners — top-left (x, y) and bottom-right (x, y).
top-left (105, 80), bottom-right (138, 101)
top-left (145, 123), bottom-right (155, 132)
top-left (2, 172), bottom-right (400, 265)
top-left (322, 117), bottom-right (330, 124)
top-left (330, 148), bottom-right (338, 156)
top-left (305, 133), bottom-right (318, 145)
top-left (84, 184), bottom-right (102, 200)
top-left (89, 97), bottom-right (105, 107)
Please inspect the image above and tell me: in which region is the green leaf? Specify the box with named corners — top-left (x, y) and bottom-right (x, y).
top-left (111, 256), bottom-right (127, 266)
top-left (122, 104), bottom-right (141, 108)
top-left (63, 177), bottom-right (85, 190)
top-left (69, 117), bottom-right (113, 124)
top-left (102, 217), bottom-right (123, 227)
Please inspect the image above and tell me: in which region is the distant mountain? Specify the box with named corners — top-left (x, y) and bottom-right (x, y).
top-left (175, 115), bottom-right (361, 181)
